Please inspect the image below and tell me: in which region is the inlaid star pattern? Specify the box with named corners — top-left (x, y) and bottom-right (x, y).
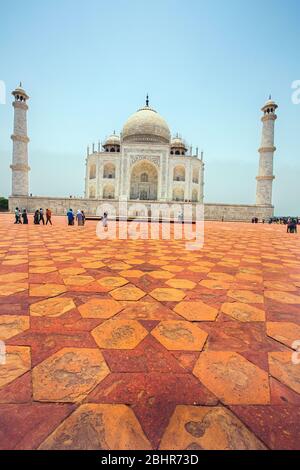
top-left (0, 213), bottom-right (300, 450)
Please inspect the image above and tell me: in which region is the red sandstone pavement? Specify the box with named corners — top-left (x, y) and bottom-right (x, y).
top-left (0, 213), bottom-right (300, 450)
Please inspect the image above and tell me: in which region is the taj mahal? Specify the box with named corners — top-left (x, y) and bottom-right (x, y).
top-left (9, 85), bottom-right (278, 221)
top-left (85, 95), bottom-right (204, 204)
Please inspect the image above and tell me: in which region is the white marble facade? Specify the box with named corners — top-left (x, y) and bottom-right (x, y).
top-left (85, 99), bottom-right (204, 204)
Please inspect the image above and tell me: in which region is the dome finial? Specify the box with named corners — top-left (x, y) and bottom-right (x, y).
top-left (269, 94), bottom-right (272, 100)
top-left (146, 94), bottom-right (149, 107)
top-left (19, 81), bottom-right (22, 88)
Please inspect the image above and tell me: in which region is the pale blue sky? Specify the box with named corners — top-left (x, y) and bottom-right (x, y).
top-left (0, 0), bottom-right (299, 214)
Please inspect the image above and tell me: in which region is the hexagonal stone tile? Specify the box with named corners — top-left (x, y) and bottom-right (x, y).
top-left (193, 352), bottom-right (270, 404)
top-left (29, 260), bottom-right (54, 266)
top-left (200, 279), bottom-right (232, 290)
top-left (2, 260), bottom-right (27, 266)
top-left (264, 291), bottom-right (300, 304)
top-left (162, 265), bottom-right (185, 273)
top-left (174, 301), bottom-right (218, 321)
top-left (116, 301), bottom-right (178, 320)
top-left (63, 275), bottom-right (95, 286)
top-left (108, 262), bottom-right (132, 271)
top-left (269, 352), bottom-right (300, 394)
top-left (39, 404), bottom-right (151, 450)
top-left (30, 297), bottom-right (76, 317)
top-left (119, 269), bottom-right (145, 278)
top-left (165, 279), bottom-right (196, 290)
top-left (148, 270), bottom-right (175, 280)
top-left (264, 281), bottom-right (297, 292)
top-left (29, 284), bottom-right (67, 297)
top-left (266, 322), bottom-right (300, 349)
top-left (227, 290), bottom-right (264, 304)
top-left (97, 276), bottom-right (128, 291)
top-left (236, 273), bottom-right (263, 283)
top-left (32, 348), bottom-right (109, 402)
top-left (221, 302), bottom-right (265, 322)
top-left (0, 315), bottom-right (29, 340)
top-left (159, 406), bottom-right (266, 450)
top-left (81, 261), bottom-right (105, 269)
top-left (149, 288), bottom-right (186, 302)
top-left (59, 267), bottom-right (86, 275)
top-left (151, 321), bottom-right (208, 351)
top-left (109, 285), bottom-right (146, 301)
top-left (188, 265), bottom-right (211, 273)
top-left (29, 266), bottom-right (58, 274)
top-left (78, 298), bottom-right (123, 319)
top-left (207, 272), bottom-right (235, 282)
top-left (0, 346), bottom-right (31, 388)
top-left (0, 272), bottom-right (28, 283)
top-left (92, 319), bottom-right (148, 349)
top-left (0, 283), bottom-right (28, 296)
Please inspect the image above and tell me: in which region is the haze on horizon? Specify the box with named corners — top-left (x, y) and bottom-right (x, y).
top-left (0, 0), bottom-right (299, 215)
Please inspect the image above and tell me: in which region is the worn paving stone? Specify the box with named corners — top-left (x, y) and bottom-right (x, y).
top-left (92, 319), bottom-right (148, 349)
top-left (32, 347), bottom-right (110, 402)
top-left (78, 298), bottom-right (123, 319)
top-left (39, 404), bottom-right (151, 450)
top-left (29, 283), bottom-right (67, 297)
top-left (221, 302), bottom-right (265, 322)
top-left (151, 321), bottom-right (208, 351)
top-left (149, 287), bottom-right (186, 302)
top-left (159, 405), bottom-right (266, 450)
top-left (30, 297), bottom-right (76, 317)
top-left (193, 351), bottom-right (270, 404)
top-left (0, 315), bottom-right (30, 340)
top-left (174, 301), bottom-right (218, 321)
top-left (268, 351), bottom-right (300, 394)
top-left (266, 321), bottom-right (300, 349)
top-left (0, 346), bottom-right (31, 388)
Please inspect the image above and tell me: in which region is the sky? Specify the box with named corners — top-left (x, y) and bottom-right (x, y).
top-left (0, 0), bottom-right (299, 215)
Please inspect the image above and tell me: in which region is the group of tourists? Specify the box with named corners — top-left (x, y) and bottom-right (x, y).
top-left (66, 209), bottom-right (86, 226)
top-left (14, 207), bottom-right (28, 224)
top-left (14, 207), bottom-right (52, 225)
top-left (286, 217), bottom-right (298, 233)
top-left (34, 208), bottom-right (52, 225)
top-left (66, 209), bottom-right (108, 229)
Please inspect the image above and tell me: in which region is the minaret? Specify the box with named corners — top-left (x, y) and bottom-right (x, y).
top-left (10, 84), bottom-right (30, 196)
top-left (256, 96), bottom-right (278, 206)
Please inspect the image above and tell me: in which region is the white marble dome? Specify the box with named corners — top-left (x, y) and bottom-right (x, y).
top-left (104, 133), bottom-right (120, 145)
top-left (122, 105), bottom-right (171, 144)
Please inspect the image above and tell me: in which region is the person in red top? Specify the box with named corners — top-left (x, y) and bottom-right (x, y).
top-left (46, 208), bottom-right (52, 225)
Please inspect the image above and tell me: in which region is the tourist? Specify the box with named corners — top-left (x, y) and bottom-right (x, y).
top-left (14, 207), bottom-right (20, 224)
top-left (76, 209), bottom-right (83, 226)
top-left (46, 208), bottom-right (52, 225)
top-left (102, 212), bottom-right (108, 231)
top-left (81, 210), bottom-right (86, 225)
top-left (21, 209), bottom-right (28, 224)
top-left (39, 208), bottom-right (45, 225)
top-left (67, 208), bottom-right (74, 226)
top-left (34, 210), bottom-right (40, 224)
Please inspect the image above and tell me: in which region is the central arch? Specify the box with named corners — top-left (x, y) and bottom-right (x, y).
top-left (130, 160), bottom-right (158, 201)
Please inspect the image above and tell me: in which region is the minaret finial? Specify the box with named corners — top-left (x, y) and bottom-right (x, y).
top-left (269, 94), bottom-right (272, 100)
top-left (146, 94), bottom-right (149, 107)
top-left (19, 82), bottom-right (22, 88)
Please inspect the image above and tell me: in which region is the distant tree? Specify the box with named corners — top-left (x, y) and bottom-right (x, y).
top-left (0, 197), bottom-right (8, 211)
